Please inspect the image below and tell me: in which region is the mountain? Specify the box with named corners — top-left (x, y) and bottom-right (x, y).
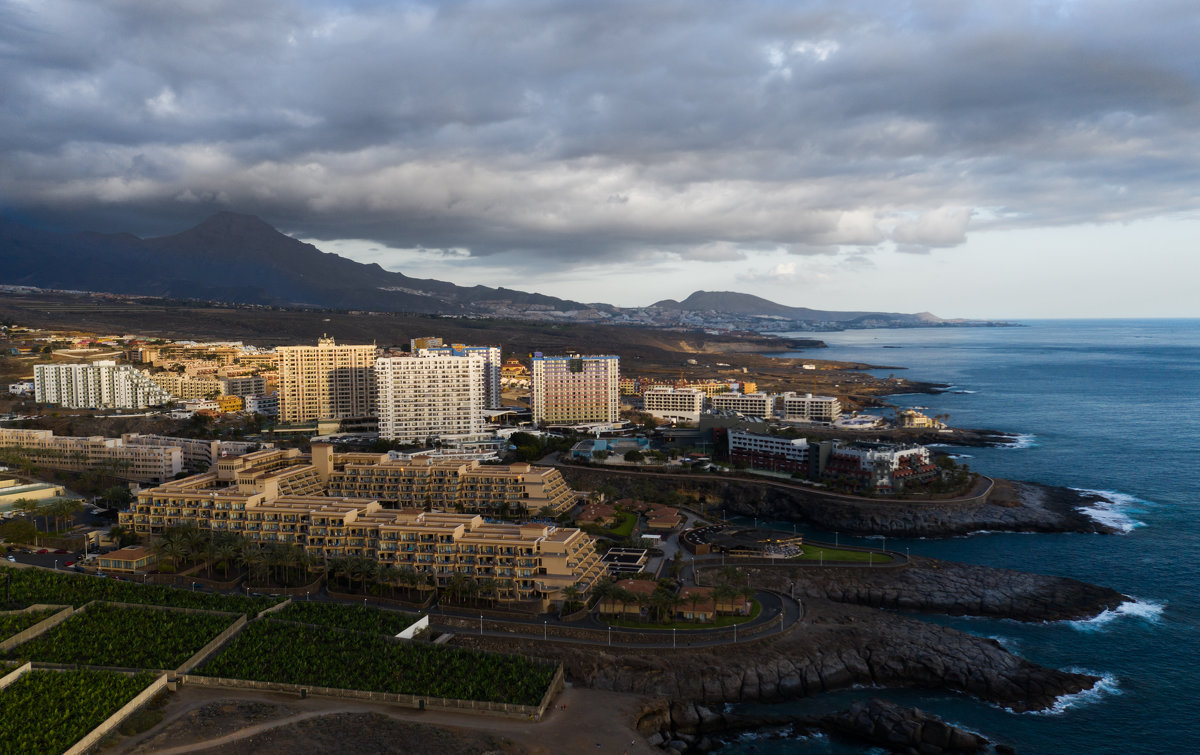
top-left (0, 212), bottom-right (594, 315)
top-left (1, 213), bottom-right (965, 327)
top-left (649, 290), bottom-right (943, 324)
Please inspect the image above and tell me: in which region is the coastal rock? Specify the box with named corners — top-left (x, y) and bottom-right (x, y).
top-left (735, 555), bottom-right (1127, 622)
top-left (820, 698), bottom-right (988, 753)
top-left (454, 600), bottom-right (1098, 714)
top-left (556, 467), bottom-right (1114, 537)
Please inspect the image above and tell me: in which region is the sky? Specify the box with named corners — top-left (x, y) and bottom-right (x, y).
top-left (2, 0), bottom-right (1199, 319)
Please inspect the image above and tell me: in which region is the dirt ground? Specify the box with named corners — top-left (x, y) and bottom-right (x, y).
top-left (107, 684), bottom-right (659, 755)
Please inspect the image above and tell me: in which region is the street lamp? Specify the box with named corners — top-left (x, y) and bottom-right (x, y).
top-left (672, 628), bottom-right (676, 648)
top-left (480, 615), bottom-right (483, 635)
top-left (543, 621), bottom-right (547, 640)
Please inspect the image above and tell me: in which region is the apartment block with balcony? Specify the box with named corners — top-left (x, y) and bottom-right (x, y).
top-left (120, 447), bottom-right (600, 610)
top-left (710, 391), bottom-right (776, 418)
top-left (276, 336), bottom-right (377, 424)
top-left (642, 387), bottom-right (705, 424)
top-left (780, 392), bottom-right (842, 423)
top-left (416, 343), bottom-right (502, 409)
top-left (0, 428), bottom-right (181, 483)
top-left (35, 361), bottom-right (172, 409)
top-left (375, 354), bottom-right (487, 444)
top-left (530, 354), bottom-right (619, 426)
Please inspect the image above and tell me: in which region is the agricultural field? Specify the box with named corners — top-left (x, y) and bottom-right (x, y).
top-left (198, 620), bottom-right (556, 706)
top-left (3, 603), bottom-right (236, 670)
top-left (0, 608), bottom-right (59, 640)
top-left (272, 601), bottom-right (419, 635)
top-left (0, 565), bottom-right (280, 614)
top-left (0, 668), bottom-right (155, 755)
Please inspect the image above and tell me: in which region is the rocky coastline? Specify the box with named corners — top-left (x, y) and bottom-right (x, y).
top-left (715, 555), bottom-right (1128, 623)
top-left (557, 466), bottom-right (1117, 537)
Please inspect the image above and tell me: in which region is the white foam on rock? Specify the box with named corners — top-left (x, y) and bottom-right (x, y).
top-left (1071, 488), bottom-right (1151, 533)
top-left (1068, 598), bottom-right (1165, 632)
top-left (1025, 670), bottom-right (1121, 716)
top-left (999, 433), bottom-right (1037, 449)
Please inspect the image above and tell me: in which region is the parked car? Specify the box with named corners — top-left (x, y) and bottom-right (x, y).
top-left (5, 555), bottom-right (14, 562)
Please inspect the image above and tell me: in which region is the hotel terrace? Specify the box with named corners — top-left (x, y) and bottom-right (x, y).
top-left (120, 446), bottom-right (600, 609)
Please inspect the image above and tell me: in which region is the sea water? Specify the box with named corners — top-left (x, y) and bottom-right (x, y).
top-left (717, 320), bottom-right (1200, 754)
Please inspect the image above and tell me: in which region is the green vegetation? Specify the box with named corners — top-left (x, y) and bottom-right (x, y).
top-left (199, 619), bottom-right (555, 706)
top-left (4, 604), bottom-right (236, 669)
top-left (794, 547), bottom-right (894, 564)
top-left (0, 669), bottom-right (155, 755)
top-left (605, 511), bottom-right (638, 538)
top-left (0, 609), bottom-right (58, 640)
top-left (273, 601), bottom-right (419, 635)
top-left (0, 565), bottom-right (280, 614)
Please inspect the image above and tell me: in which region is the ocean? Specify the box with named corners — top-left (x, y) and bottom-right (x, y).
top-left (719, 319), bottom-right (1200, 754)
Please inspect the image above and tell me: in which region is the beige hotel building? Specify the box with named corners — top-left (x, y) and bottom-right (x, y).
top-left (120, 445), bottom-right (599, 608)
top-left (276, 336), bottom-right (377, 424)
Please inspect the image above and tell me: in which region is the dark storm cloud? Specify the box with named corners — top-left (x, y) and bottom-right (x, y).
top-left (2, 0), bottom-right (1198, 267)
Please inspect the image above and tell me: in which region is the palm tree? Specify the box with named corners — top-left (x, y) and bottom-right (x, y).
top-left (560, 585), bottom-right (581, 613)
top-left (478, 577), bottom-right (499, 607)
top-left (155, 538), bottom-right (187, 572)
top-left (686, 591), bottom-right (705, 623)
top-left (13, 498), bottom-right (38, 525)
top-left (213, 540), bottom-right (238, 579)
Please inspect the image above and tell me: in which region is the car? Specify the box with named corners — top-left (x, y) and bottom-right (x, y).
top-left (5, 555), bottom-right (14, 562)
top-left (64, 560), bottom-right (75, 567)
top-left (36, 548), bottom-right (48, 554)
top-left (54, 549), bottom-right (68, 554)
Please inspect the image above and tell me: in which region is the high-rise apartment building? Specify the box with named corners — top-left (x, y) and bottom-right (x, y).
top-left (417, 343), bottom-right (502, 409)
top-left (530, 354), bottom-right (619, 426)
top-left (375, 354), bottom-right (487, 443)
top-left (276, 336), bottom-right (377, 424)
top-left (35, 361), bottom-right (172, 409)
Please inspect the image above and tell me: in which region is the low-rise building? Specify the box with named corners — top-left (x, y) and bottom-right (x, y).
top-left (244, 394), bottom-right (279, 416)
top-left (780, 392), bottom-right (842, 423)
top-left (98, 546), bottom-right (157, 574)
top-left (120, 446), bottom-right (601, 610)
top-left (728, 430), bottom-right (809, 474)
top-left (711, 392), bottom-right (775, 418)
top-left (0, 428), bottom-right (182, 483)
top-left (643, 387), bottom-right (704, 424)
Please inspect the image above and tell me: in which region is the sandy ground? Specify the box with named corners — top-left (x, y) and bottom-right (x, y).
top-left (108, 684), bottom-right (659, 755)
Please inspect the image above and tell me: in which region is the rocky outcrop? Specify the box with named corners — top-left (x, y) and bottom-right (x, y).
top-left (557, 466), bottom-right (1113, 536)
top-left (633, 696), bottom-right (989, 754)
top-left (733, 555), bottom-right (1128, 622)
top-left (820, 698), bottom-right (988, 754)
top-left (454, 600), bottom-right (1097, 713)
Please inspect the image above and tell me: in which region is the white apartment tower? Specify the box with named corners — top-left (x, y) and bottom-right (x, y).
top-left (276, 336), bottom-right (377, 424)
top-left (530, 354), bottom-right (620, 426)
top-left (34, 361), bottom-right (172, 409)
top-left (416, 343), bottom-right (502, 409)
top-left (376, 355), bottom-right (487, 443)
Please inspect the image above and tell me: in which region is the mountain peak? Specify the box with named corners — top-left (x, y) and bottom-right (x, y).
top-left (187, 211), bottom-right (280, 238)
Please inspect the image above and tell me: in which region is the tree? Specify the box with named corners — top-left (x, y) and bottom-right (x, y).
top-left (102, 486), bottom-right (133, 508)
top-left (623, 449), bottom-right (644, 463)
top-left (0, 519), bottom-right (37, 546)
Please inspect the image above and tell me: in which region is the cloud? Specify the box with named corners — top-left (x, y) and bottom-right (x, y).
top-left (2, 0), bottom-right (1199, 281)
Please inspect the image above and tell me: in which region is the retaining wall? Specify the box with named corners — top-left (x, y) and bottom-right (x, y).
top-left (0, 604), bottom-right (74, 653)
top-left (64, 673), bottom-right (169, 755)
top-left (179, 672), bottom-right (560, 720)
top-left (176, 615), bottom-right (248, 674)
top-left (0, 661), bottom-right (31, 691)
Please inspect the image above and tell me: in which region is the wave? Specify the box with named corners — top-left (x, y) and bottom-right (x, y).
top-left (1070, 488), bottom-right (1152, 532)
top-left (952, 389), bottom-right (977, 394)
top-left (999, 433), bottom-right (1037, 449)
top-left (1068, 598), bottom-right (1165, 632)
top-left (1025, 669), bottom-right (1121, 716)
